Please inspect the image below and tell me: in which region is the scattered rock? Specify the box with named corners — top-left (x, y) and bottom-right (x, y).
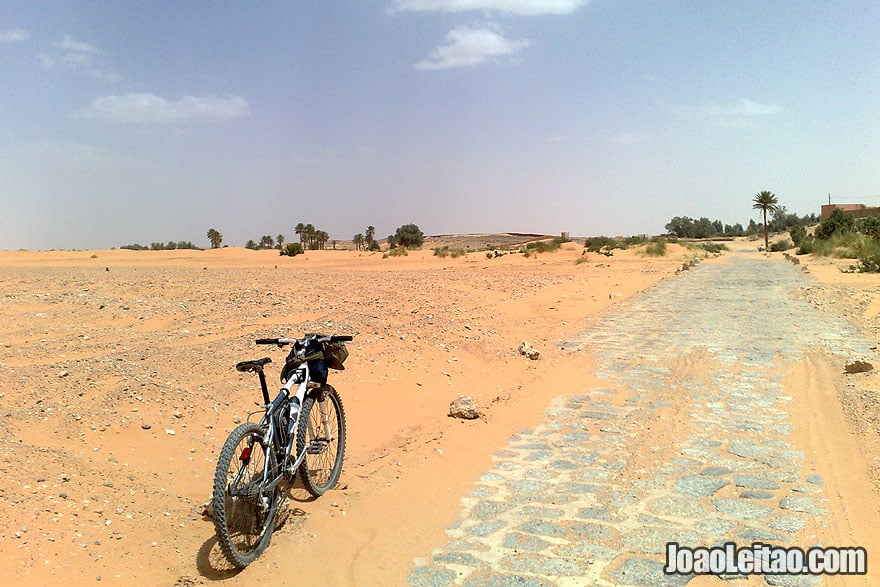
top-left (844, 358), bottom-right (874, 374)
top-left (518, 341), bottom-right (540, 360)
top-left (141, 423), bottom-right (152, 430)
top-left (448, 395), bottom-right (481, 420)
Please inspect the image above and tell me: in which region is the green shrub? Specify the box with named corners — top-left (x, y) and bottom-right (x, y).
top-left (394, 223), bottom-right (424, 248)
top-left (700, 242), bottom-right (728, 254)
top-left (858, 216), bottom-right (880, 240)
top-left (815, 208), bottom-right (855, 240)
top-left (524, 239), bottom-right (562, 254)
top-left (384, 246), bottom-right (408, 258)
top-left (770, 239), bottom-right (793, 252)
top-left (280, 243), bottom-right (304, 257)
top-left (433, 246), bottom-right (466, 258)
top-left (641, 240), bottom-right (667, 257)
top-left (790, 225), bottom-right (807, 246)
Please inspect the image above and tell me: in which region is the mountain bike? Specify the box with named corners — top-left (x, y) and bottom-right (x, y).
top-left (211, 333), bottom-right (352, 568)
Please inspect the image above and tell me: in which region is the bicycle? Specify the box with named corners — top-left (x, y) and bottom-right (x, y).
top-left (211, 333), bottom-right (352, 568)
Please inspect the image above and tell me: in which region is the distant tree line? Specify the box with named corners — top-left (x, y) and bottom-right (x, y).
top-left (123, 222), bottom-right (425, 254)
top-left (665, 208), bottom-right (818, 240)
top-left (120, 241), bottom-right (202, 251)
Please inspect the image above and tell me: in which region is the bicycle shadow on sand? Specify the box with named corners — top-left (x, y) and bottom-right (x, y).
top-left (194, 482), bottom-right (317, 581)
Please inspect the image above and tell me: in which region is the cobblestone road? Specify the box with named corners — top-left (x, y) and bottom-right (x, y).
top-left (407, 255), bottom-right (875, 586)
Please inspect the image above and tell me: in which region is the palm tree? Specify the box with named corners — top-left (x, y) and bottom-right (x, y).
top-left (316, 230), bottom-right (329, 250)
top-left (295, 223), bottom-right (305, 245)
top-left (752, 191), bottom-right (780, 252)
top-left (353, 233), bottom-right (364, 251)
top-left (276, 234), bottom-right (285, 249)
top-left (365, 225), bottom-right (375, 248)
top-left (207, 228), bottom-right (223, 249)
top-left (304, 223), bottom-right (315, 249)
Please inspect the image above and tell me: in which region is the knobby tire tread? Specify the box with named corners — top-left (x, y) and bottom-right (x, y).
top-left (212, 422), bottom-right (278, 568)
top-left (297, 384), bottom-right (346, 497)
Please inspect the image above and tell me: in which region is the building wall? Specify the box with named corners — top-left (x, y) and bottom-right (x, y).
top-left (819, 203), bottom-right (880, 221)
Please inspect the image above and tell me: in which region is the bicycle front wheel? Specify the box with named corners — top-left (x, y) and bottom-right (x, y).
top-left (212, 422), bottom-right (279, 568)
top-left (297, 384), bottom-right (346, 496)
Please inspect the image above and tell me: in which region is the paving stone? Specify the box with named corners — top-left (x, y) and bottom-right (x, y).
top-left (517, 520), bottom-right (566, 538)
top-left (712, 497), bottom-right (772, 520)
top-left (646, 496), bottom-right (706, 519)
top-left (779, 496), bottom-right (827, 515)
top-left (611, 558), bottom-right (692, 586)
top-left (673, 474), bottom-right (727, 497)
top-left (769, 514), bottom-right (807, 533)
top-left (407, 566), bottom-right (457, 587)
top-left (734, 475), bottom-right (780, 490)
top-left (462, 574), bottom-right (550, 587)
top-left (503, 533), bottom-right (549, 552)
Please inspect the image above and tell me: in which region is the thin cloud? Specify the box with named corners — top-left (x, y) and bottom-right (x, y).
top-left (658, 97), bottom-right (781, 128)
top-left (40, 35), bottom-right (120, 82)
top-left (701, 98), bottom-right (781, 117)
top-left (55, 35), bottom-right (101, 54)
top-left (0, 28), bottom-right (29, 42)
top-left (416, 25), bottom-right (531, 70)
top-left (79, 93), bottom-right (250, 124)
top-left (393, 0), bottom-right (586, 16)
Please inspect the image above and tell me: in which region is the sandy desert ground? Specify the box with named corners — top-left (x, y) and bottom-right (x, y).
top-left (2, 237), bottom-right (879, 586)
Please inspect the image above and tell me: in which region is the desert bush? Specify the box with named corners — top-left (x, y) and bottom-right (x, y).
top-left (434, 246), bottom-right (466, 258)
top-left (384, 246), bottom-right (408, 258)
top-left (858, 216), bottom-right (880, 241)
top-left (279, 243), bottom-right (303, 257)
top-left (524, 240), bottom-right (560, 253)
top-left (394, 224), bottom-right (424, 248)
top-left (770, 239), bottom-right (793, 252)
top-left (815, 208), bottom-right (855, 240)
top-left (584, 236), bottom-right (624, 253)
top-left (810, 231), bottom-right (872, 258)
top-left (641, 240), bottom-right (668, 257)
top-left (700, 242), bottom-right (728, 254)
top-left (789, 225), bottom-right (807, 247)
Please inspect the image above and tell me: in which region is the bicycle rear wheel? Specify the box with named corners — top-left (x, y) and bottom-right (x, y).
top-left (212, 422), bottom-right (279, 567)
top-left (297, 384), bottom-right (346, 496)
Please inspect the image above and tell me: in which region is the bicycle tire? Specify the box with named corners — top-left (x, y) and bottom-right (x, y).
top-left (212, 422), bottom-right (279, 567)
top-left (297, 384), bottom-right (346, 496)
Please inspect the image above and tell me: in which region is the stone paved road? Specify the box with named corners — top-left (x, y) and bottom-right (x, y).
top-left (407, 255), bottom-right (875, 586)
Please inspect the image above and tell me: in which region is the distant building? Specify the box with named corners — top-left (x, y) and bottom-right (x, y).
top-left (820, 203), bottom-right (880, 221)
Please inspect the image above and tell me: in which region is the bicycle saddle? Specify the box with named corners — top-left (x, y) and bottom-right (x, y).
top-left (236, 357), bottom-right (272, 373)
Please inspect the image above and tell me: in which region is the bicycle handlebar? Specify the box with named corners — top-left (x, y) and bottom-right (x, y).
top-left (255, 334), bottom-right (353, 346)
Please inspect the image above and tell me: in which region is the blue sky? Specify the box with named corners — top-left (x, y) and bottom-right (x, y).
top-left (1, 1), bottom-right (878, 250)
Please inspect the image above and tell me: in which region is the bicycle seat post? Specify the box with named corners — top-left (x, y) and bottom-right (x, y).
top-left (257, 370), bottom-right (271, 405)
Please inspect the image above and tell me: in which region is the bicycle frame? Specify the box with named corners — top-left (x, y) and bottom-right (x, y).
top-left (252, 359), bottom-right (331, 493)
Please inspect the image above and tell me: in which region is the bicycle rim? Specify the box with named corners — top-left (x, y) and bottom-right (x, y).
top-left (212, 423), bottom-right (279, 567)
top-left (297, 385), bottom-right (346, 496)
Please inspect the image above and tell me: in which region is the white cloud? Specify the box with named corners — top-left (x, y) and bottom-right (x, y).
top-left (393, 0), bottom-right (586, 16)
top-left (658, 97), bottom-right (781, 128)
top-left (55, 35), bottom-right (100, 54)
top-left (37, 52), bottom-right (56, 69)
top-left (0, 28), bottom-right (29, 42)
top-left (79, 93), bottom-right (250, 124)
top-left (701, 99), bottom-right (781, 117)
top-left (416, 25), bottom-right (531, 70)
top-left (40, 35), bottom-right (120, 82)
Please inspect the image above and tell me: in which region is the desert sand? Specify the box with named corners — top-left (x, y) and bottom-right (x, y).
top-left (2, 238), bottom-right (879, 586)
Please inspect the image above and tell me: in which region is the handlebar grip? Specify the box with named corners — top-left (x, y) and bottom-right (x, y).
top-left (255, 338), bottom-right (278, 345)
top-left (331, 335), bottom-right (353, 342)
